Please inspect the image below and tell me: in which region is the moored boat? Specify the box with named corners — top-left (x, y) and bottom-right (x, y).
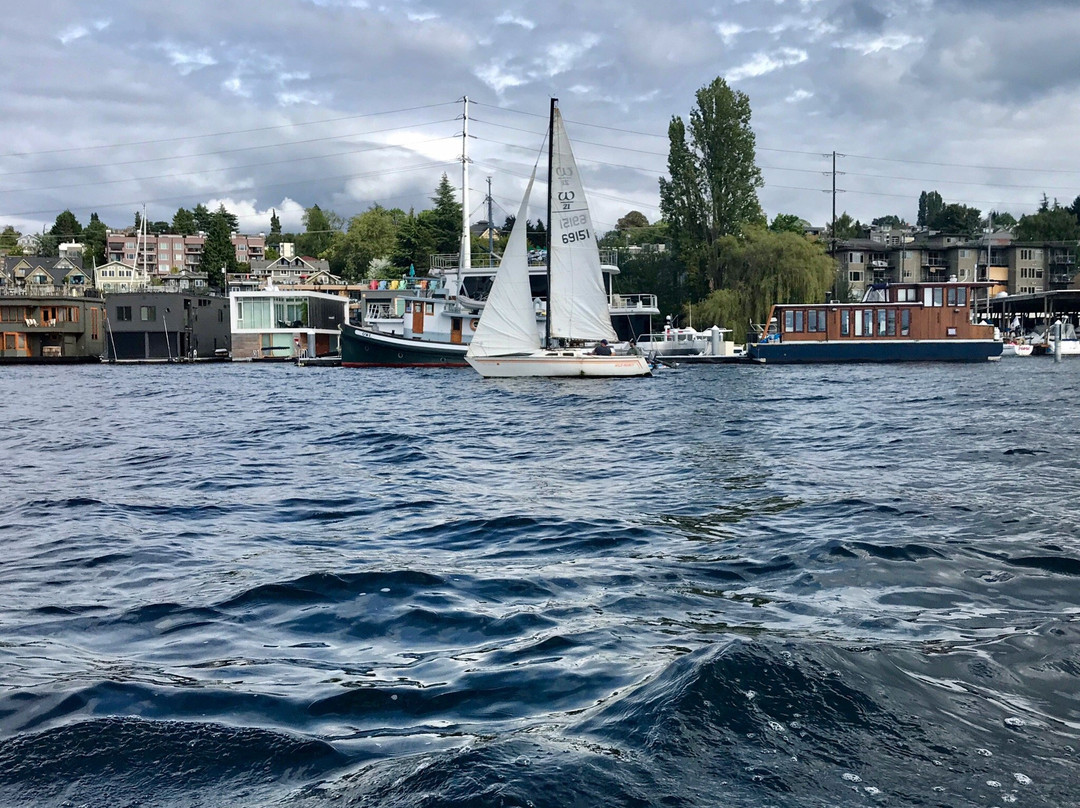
top-left (747, 282), bottom-right (1002, 364)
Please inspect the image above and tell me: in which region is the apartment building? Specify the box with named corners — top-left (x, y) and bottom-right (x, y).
top-left (105, 232), bottom-right (266, 277)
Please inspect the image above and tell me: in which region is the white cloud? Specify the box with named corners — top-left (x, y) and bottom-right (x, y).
top-left (157, 43), bottom-right (218, 75)
top-left (714, 22), bottom-right (744, 46)
top-left (407, 10), bottom-right (439, 22)
top-left (223, 77), bottom-right (251, 98)
top-left (58, 26), bottom-right (89, 45)
top-left (786, 88), bottom-right (813, 103)
top-left (728, 47), bottom-right (807, 81)
top-left (496, 12), bottom-right (535, 30)
top-left (546, 34), bottom-right (601, 77)
top-left (475, 61), bottom-right (528, 94)
top-left (276, 90), bottom-right (324, 106)
top-left (839, 34), bottom-right (921, 56)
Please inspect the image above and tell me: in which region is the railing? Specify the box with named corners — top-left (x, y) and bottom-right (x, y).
top-left (0, 284), bottom-right (100, 298)
top-left (610, 293), bottom-right (658, 312)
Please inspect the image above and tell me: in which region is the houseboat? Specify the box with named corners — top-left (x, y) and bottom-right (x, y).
top-left (230, 287), bottom-right (348, 361)
top-left (0, 256), bottom-right (105, 363)
top-left (747, 281), bottom-right (1002, 364)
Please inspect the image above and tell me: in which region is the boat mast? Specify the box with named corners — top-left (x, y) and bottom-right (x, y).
top-left (545, 97), bottom-right (556, 349)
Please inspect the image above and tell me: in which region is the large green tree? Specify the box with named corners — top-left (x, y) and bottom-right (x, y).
top-left (327, 205), bottom-right (405, 281)
top-left (917, 191), bottom-right (944, 228)
top-left (198, 209), bottom-right (238, 289)
top-left (659, 76), bottom-right (764, 297)
top-left (692, 225), bottom-right (835, 332)
top-left (933, 203), bottom-right (982, 236)
top-left (172, 207), bottom-right (197, 235)
top-left (297, 204), bottom-right (343, 257)
top-left (1014, 199), bottom-right (1080, 242)
top-left (392, 209), bottom-right (437, 271)
top-left (42, 210), bottom-right (83, 257)
top-left (427, 173), bottom-right (463, 255)
top-left (192, 203), bottom-right (213, 233)
top-left (82, 213), bottom-right (108, 269)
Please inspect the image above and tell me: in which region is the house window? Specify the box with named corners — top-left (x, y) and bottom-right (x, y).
top-left (947, 287), bottom-right (957, 306)
top-left (933, 287), bottom-right (943, 307)
top-left (117, 306), bottom-right (132, 321)
top-left (794, 311), bottom-right (804, 332)
top-left (140, 306), bottom-right (156, 321)
top-left (877, 309), bottom-right (887, 336)
top-left (886, 309), bottom-right (896, 336)
top-left (862, 309), bottom-right (873, 336)
top-left (849, 270), bottom-right (862, 282)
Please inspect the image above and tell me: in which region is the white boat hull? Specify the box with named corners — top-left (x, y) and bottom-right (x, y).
top-left (466, 351), bottom-right (651, 378)
top-left (1046, 339), bottom-right (1080, 356)
top-left (1001, 342), bottom-right (1033, 357)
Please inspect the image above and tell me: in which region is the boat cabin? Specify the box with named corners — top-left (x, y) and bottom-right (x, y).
top-left (761, 282), bottom-right (995, 344)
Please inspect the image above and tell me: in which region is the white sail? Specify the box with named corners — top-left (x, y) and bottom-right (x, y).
top-left (465, 170), bottom-right (541, 358)
top-left (547, 107), bottom-right (618, 343)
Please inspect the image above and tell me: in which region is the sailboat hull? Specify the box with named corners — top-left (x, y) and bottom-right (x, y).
top-left (466, 351), bottom-right (651, 378)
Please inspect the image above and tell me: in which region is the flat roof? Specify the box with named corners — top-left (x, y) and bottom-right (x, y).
top-left (988, 289), bottom-right (1080, 315)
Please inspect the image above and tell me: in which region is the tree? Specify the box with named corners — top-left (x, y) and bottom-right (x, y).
top-left (693, 225), bottom-right (835, 331)
top-left (918, 191), bottom-right (944, 228)
top-left (1014, 200), bottom-right (1080, 242)
top-left (327, 205), bottom-right (403, 281)
top-left (297, 204), bottom-right (343, 257)
top-left (215, 203), bottom-right (239, 233)
top-left (659, 76), bottom-right (764, 296)
top-left (267, 209), bottom-right (282, 249)
top-left (933, 203), bottom-right (982, 236)
top-left (427, 173), bottom-right (463, 255)
top-left (872, 215), bottom-right (906, 228)
top-left (986, 210), bottom-right (1017, 230)
top-left (769, 213), bottom-right (807, 234)
top-left (172, 207), bottom-right (197, 235)
top-left (0, 225), bottom-right (22, 255)
top-left (393, 209), bottom-right (437, 271)
top-left (42, 210), bottom-right (83, 257)
top-left (198, 209), bottom-right (238, 289)
top-left (827, 212), bottom-right (862, 241)
top-left (616, 211), bottom-right (650, 231)
top-left (82, 213), bottom-right (108, 269)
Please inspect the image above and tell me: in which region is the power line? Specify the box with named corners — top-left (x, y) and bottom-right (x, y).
top-left (0, 101), bottom-right (460, 160)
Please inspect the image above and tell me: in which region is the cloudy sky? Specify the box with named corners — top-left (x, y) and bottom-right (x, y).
top-left (3, 0), bottom-right (1080, 241)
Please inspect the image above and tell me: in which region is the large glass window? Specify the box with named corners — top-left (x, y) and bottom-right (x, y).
top-left (784, 310), bottom-right (794, 332)
top-left (886, 309), bottom-right (896, 336)
top-left (901, 309), bottom-right (911, 336)
top-left (794, 311), bottom-right (804, 332)
top-left (117, 306), bottom-right (132, 322)
top-left (140, 306), bottom-right (156, 321)
top-left (854, 309), bottom-right (863, 336)
top-left (863, 309), bottom-right (873, 336)
top-left (274, 298), bottom-right (308, 328)
top-left (877, 309), bottom-right (887, 335)
top-left (841, 310), bottom-right (850, 336)
top-left (957, 287), bottom-right (967, 306)
top-left (933, 287), bottom-right (944, 307)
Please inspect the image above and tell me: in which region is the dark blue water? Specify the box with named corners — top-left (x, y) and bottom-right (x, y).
top-left (1, 360), bottom-right (1078, 807)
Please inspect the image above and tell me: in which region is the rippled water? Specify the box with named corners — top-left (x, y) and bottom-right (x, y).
top-left (1, 360), bottom-right (1078, 807)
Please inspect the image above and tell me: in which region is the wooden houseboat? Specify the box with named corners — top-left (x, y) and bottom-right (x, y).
top-left (748, 282), bottom-right (1002, 364)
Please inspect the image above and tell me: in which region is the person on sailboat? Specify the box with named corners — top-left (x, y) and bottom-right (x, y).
top-left (592, 339), bottom-right (612, 356)
top-left (627, 339), bottom-right (642, 356)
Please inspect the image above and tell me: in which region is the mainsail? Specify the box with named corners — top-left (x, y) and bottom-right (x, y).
top-left (547, 105), bottom-right (618, 343)
top-left (465, 169), bottom-right (541, 358)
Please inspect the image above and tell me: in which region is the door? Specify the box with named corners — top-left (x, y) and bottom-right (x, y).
top-left (450, 317), bottom-right (462, 344)
top-left (412, 305), bottom-right (424, 335)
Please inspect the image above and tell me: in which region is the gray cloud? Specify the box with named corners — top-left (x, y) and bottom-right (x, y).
top-left (1, 0), bottom-right (1077, 238)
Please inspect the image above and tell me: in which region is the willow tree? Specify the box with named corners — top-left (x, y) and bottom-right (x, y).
top-left (692, 225), bottom-right (834, 331)
top-left (659, 77), bottom-right (764, 298)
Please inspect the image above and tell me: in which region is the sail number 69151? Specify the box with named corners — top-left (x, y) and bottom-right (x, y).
top-left (561, 228), bottom-right (591, 244)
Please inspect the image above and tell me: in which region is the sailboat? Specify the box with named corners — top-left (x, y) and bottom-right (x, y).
top-left (465, 100), bottom-right (652, 378)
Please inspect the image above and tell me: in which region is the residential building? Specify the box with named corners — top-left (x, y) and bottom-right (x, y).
top-left (229, 288), bottom-right (347, 360)
top-left (104, 231), bottom-right (266, 278)
top-left (0, 256), bottom-right (105, 362)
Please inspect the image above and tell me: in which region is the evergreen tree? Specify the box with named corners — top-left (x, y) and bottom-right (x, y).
top-left (172, 207), bottom-right (197, 235)
top-left (43, 210), bottom-right (83, 257)
top-left (198, 209), bottom-right (238, 289)
top-left (0, 225), bottom-right (22, 255)
top-left (297, 204), bottom-right (342, 257)
top-left (268, 209), bottom-right (282, 248)
top-left (216, 203), bottom-right (239, 233)
top-left (393, 209), bottom-right (437, 271)
top-left (192, 203), bottom-right (213, 233)
top-left (428, 173), bottom-right (463, 255)
top-left (82, 213), bottom-right (108, 269)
